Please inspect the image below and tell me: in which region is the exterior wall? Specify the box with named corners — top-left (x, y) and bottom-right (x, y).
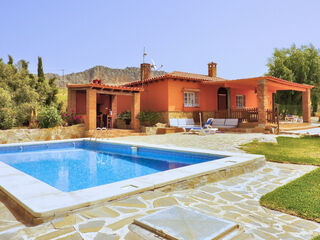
top-left (199, 84), bottom-right (219, 111)
top-left (117, 95), bottom-right (132, 114)
top-left (230, 88), bottom-right (256, 109)
top-left (168, 79), bottom-right (200, 112)
top-left (140, 80), bottom-right (169, 111)
top-left (0, 124), bottom-right (86, 144)
top-left (76, 91), bottom-right (86, 114)
top-left (167, 79), bottom-right (220, 112)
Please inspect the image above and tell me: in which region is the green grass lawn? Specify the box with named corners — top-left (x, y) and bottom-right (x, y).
top-left (241, 136), bottom-right (320, 165)
top-left (241, 135), bottom-right (320, 237)
top-left (260, 167), bottom-right (320, 222)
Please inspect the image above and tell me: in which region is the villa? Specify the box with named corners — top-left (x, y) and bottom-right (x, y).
top-left (67, 62), bottom-right (313, 130)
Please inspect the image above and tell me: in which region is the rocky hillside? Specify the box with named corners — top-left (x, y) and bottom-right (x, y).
top-left (46, 66), bottom-right (166, 87)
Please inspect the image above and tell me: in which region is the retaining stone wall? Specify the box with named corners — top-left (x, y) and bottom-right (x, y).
top-left (0, 124), bottom-right (86, 144)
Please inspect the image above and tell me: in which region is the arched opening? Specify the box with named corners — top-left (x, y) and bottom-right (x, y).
top-left (218, 87), bottom-right (228, 110)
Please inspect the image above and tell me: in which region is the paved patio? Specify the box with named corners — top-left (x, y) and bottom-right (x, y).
top-left (0, 133), bottom-right (319, 240)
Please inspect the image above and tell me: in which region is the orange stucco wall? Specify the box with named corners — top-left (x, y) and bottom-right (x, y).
top-left (230, 88), bottom-right (257, 109)
top-left (140, 80), bottom-right (168, 111)
top-left (96, 94), bottom-right (111, 114)
top-left (117, 95), bottom-right (132, 114)
top-left (76, 91), bottom-right (86, 114)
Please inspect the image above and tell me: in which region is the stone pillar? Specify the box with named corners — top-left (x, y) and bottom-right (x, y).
top-left (86, 89), bottom-right (96, 130)
top-left (131, 92), bottom-right (141, 131)
top-left (302, 89), bottom-right (311, 123)
top-left (257, 79), bottom-right (268, 125)
top-left (111, 95), bottom-right (118, 128)
top-left (67, 89), bottom-right (76, 112)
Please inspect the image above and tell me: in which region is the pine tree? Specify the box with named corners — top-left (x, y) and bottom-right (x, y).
top-left (37, 56), bottom-right (45, 83)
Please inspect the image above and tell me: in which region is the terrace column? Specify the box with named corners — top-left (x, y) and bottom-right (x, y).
top-left (302, 89), bottom-right (311, 123)
top-left (257, 79), bottom-right (268, 125)
top-left (131, 92), bottom-right (140, 130)
top-left (67, 89), bottom-right (76, 112)
top-left (111, 95), bottom-right (118, 127)
top-left (86, 88), bottom-right (96, 130)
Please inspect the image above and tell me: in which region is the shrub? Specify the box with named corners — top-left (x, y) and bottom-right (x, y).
top-left (0, 108), bottom-right (15, 130)
top-left (117, 111), bottom-right (131, 124)
top-left (38, 105), bottom-right (62, 128)
top-left (15, 102), bottom-right (37, 126)
top-left (61, 109), bottom-right (82, 126)
top-left (0, 88), bottom-right (12, 109)
top-left (137, 111), bottom-right (160, 126)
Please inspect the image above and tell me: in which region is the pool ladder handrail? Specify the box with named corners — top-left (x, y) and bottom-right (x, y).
top-left (90, 127), bottom-right (108, 148)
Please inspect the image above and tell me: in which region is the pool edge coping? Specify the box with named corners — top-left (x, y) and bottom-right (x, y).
top-left (0, 138), bottom-right (265, 223)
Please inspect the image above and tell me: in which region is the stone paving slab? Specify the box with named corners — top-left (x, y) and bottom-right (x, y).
top-left (0, 133), bottom-right (319, 239)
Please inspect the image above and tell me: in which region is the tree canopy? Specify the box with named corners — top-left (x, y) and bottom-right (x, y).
top-left (0, 56), bottom-right (60, 129)
top-left (267, 44), bottom-right (320, 115)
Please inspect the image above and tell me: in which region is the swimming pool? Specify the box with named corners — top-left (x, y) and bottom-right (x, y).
top-left (0, 139), bottom-right (265, 223)
top-left (0, 141), bottom-right (223, 192)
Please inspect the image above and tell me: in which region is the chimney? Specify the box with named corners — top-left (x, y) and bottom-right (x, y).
top-left (208, 62), bottom-right (217, 77)
top-left (140, 63), bottom-right (151, 81)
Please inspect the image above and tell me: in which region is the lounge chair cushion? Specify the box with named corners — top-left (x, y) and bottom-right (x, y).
top-left (225, 119), bottom-right (238, 127)
top-left (186, 119), bottom-right (195, 125)
top-left (212, 119), bottom-right (226, 126)
top-left (169, 119), bottom-right (178, 127)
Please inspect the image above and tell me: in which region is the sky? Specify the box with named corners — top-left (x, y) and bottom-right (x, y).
top-left (1, 0), bottom-right (320, 79)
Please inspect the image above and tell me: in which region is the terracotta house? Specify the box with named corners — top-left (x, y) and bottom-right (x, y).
top-left (67, 62), bottom-right (313, 130)
top-left (125, 63), bottom-right (313, 126)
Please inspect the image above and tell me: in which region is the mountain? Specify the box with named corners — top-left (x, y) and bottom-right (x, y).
top-left (46, 65), bottom-right (166, 87)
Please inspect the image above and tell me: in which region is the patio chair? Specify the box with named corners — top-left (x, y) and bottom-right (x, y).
top-left (184, 118), bottom-right (218, 135)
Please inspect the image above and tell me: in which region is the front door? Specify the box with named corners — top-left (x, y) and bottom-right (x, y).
top-left (218, 87), bottom-right (228, 110)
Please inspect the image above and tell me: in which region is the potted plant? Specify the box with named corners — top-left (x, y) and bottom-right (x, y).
top-left (117, 111), bottom-right (131, 125)
top-left (137, 111), bottom-right (160, 126)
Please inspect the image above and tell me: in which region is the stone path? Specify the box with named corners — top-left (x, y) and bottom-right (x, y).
top-left (0, 133), bottom-right (319, 239)
top-left (282, 125), bottom-right (320, 136)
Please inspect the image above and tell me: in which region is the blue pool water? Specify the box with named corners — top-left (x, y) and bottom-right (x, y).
top-left (0, 141), bottom-right (224, 192)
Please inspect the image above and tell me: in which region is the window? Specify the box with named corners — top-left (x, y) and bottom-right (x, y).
top-left (184, 92), bottom-right (199, 107)
top-left (236, 95), bottom-right (246, 109)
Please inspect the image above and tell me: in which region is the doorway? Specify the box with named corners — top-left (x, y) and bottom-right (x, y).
top-left (218, 87), bottom-right (228, 110)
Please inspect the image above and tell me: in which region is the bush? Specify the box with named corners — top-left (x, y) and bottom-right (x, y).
top-left (0, 108), bottom-right (15, 130)
top-left (137, 111), bottom-right (160, 126)
top-left (38, 105), bottom-right (62, 128)
top-left (117, 111), bottom-right (131, 125)
top-left (15, 102), bottom-right (37, 126)
top-left (61, 109), bottom-right (82, 126)
top-left (0, 88), bottom-right (12, 109)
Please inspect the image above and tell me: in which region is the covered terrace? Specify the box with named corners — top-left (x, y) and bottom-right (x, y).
top-left (67, 81), bottom-right (142, 130)
top-left (202, 76), bottom-right (314, 125)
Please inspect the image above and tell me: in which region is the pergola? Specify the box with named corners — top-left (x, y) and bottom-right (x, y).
top-left (67, 82), bottom-right (142, 130)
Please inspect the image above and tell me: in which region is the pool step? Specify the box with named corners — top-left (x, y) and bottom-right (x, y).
top-left (125, 206), bottom-right (241, 240)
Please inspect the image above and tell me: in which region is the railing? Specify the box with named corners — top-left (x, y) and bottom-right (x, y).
top-left (211, 108), bottom-right (279, 124)
top-left (267, 109), bottom-right (279, 124)
top-left (212, 108), bottom-right (258, 122)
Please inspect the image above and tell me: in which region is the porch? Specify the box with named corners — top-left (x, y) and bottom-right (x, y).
top-left (67, 82), bottom-right (142, 130)
top-left (202, 76), bottom-right (313, 126)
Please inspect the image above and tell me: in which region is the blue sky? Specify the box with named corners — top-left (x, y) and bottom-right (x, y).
top-left (1, 0), bottom-right (319, 79)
